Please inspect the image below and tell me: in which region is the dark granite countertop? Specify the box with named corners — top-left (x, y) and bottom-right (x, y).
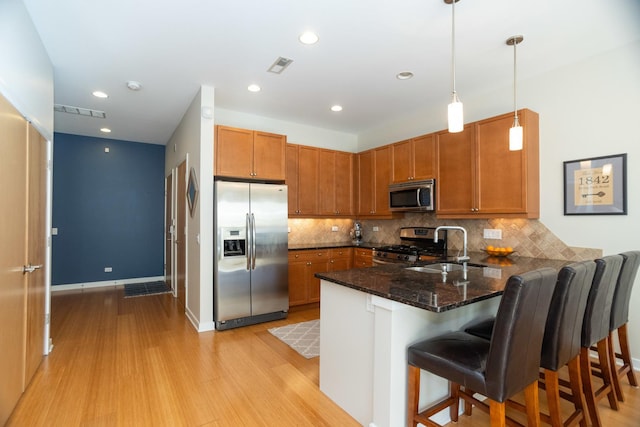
top-left (315, 252), bottom-right (569, 313)
top-left (288, 242), bottom-right (379, 251)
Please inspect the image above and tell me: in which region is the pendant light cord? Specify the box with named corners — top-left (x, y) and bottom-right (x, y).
top-left (513, 38), bottom-right (518, 122)
top-left (451, 0), bottom-right (457, 96)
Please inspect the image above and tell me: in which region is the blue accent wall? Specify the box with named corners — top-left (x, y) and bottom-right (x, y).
top-left (52, 133), bottom-right (165, 285)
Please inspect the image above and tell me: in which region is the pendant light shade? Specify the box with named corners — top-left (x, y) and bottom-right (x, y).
top-left (448, 93), bottom-right (464, 133)
top-left (507, 35), bottom-right (524, 151)
top-left (446, 0), bottom-right (463, 133)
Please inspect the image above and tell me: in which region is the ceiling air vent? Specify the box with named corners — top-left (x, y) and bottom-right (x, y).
top-left (54, 104), bottom-right (106, 119)
top-left (267, 57), bottom-right (293, 74)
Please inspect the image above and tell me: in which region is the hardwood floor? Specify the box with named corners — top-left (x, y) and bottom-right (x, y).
top-left (6, 287), bottom-right (359, 426)
top-left (6, 286), bottom-right (640, 426)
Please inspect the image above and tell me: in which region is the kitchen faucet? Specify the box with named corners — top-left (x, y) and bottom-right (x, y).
top-left (434, 226), bottom-right (470, 263)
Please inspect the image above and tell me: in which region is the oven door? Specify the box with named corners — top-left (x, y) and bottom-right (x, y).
top-left (372, 257), bottom-right (402, 266)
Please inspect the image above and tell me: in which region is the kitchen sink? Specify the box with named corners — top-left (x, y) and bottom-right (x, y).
top-left (405, 263), bottom-right (486, 274)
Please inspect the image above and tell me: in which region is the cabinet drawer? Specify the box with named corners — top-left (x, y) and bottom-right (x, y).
top-left (328, 248), bottom-right (353, 259)
top-left (288, 250), bottom-right (330, 263)
top-left (353, 249), bottom-right (373, 258)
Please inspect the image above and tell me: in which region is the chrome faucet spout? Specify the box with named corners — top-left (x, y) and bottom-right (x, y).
top-left (434, 226), bottom-right (469, 262)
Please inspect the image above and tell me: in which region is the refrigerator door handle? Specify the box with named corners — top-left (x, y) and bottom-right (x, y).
top-left (246, 213), bottom-right (251, 271)
top-left (251, 213), bottom-right (257, 270)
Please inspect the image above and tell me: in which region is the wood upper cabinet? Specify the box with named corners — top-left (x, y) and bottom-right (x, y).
top-left (318, 149), bottom-right (353, 216)
top-left (356, 145), bottom-right (393, 217)
top-left (215, 125), bottom-right (286, 180)
top-left (286, 144), bottom-right (319, 216)
top-left (436, 109), bottom-right (540, 218)
top-left (436, 124), bottom-right (476, 215)
top-left (391, 133), bottom-right (436, 183)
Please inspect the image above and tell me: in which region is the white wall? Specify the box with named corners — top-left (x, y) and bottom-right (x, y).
top-left (215, 107), bottom-right (358, 152)
top-left (166, 86), bottom-right (215, 332)
top-left (358, 41), bottom-right (640, 364)
top-left (0, 0), bottom-right (53, 140)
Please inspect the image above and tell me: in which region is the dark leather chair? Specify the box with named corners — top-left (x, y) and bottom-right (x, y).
top-left (465, 260), bottom-right (596, 427)
top-left (581, 255), bottom-right (623, 427)
top-left (407, 268), bottom-right (556, 427)
top-left (606, 251), bottom-right (640, 401)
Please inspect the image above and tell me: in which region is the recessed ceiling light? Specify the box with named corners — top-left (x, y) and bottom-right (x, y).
top-left (331, 105), bottom-right (343, 112)
top-left (396, 71), bottom-right (414, 80)
top-left (247, 84), bottom-right (261, 92)
top-left (92, 90), bottom-right (108, 98)
top-left (299, 31), bottom-right (319, 45)
top-left (100, 128), bottom-right (111, 133)
top-left (126, 81), bottom-right (142, 91)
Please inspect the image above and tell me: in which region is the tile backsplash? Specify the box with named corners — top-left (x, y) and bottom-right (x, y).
top-left (288, 214), bottom-right (602, 261)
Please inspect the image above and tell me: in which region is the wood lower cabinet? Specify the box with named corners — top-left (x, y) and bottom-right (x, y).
top-left (436, 109), bottom-right (539, 219)
top-left (215, 125), bottom-right (286, 180)
top-left (353, 248), bottom-right (374, 268)
top-left (288, 247), bottom-right (359, 307)
top-left (391, 133), bottom-right (436, 183)
top-left (288, 250), bottom-right (329, 306)
top-left (328, 248), bottom-right (353, 272)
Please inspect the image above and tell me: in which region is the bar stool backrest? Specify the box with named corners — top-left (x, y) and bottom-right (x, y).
top-left (541, 260), bottom-right (596, 371)
top-left (610, 251), bottom-right (640, 330)
top-left (581, 255), bottom-right (623, 347)
top-left (485, 267), bottom-right (557, 402)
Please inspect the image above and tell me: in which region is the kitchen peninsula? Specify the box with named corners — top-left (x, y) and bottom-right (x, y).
top-left (316, 254), bottom-right (568, 427)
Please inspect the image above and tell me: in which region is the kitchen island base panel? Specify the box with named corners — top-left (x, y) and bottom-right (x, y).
top-left (319, 280), bottom-right (500, 427)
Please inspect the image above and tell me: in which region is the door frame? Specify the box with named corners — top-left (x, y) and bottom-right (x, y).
top-left (165, 169), bottom-right (177, 296)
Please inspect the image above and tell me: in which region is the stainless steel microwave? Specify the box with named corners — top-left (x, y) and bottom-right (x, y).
top-left (388, 179), bottom-right (435, 211)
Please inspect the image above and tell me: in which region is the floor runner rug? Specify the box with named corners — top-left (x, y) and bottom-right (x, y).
top-left (268, 319), bottom-right (320, 359)
top-left (124, 281), bottom-right (172, 298)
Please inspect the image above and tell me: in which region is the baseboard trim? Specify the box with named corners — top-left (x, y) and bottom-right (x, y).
top-left (51, 276), bottom-right (165, 292)
top-left (184, 306), bottom-right (215, 332)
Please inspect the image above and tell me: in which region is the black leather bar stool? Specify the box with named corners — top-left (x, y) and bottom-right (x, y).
top-left (407, 268), bottom-right (556, 427)
top-left (605, 251), bottom-right (639, 401)
top-left (580, 255), bottom-right (623, 427)
top-left (465, 260), bottom-right (596, 427)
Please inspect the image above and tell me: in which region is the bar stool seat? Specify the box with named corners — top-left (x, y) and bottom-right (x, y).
top-left (606, 251), bottom-right (640, 401)
top-left (407, 268), bottom-right (557, 427)
top-left (465, 260), bottom-right (596, 427)
top-left (581, 255), bottom-right (623, 427)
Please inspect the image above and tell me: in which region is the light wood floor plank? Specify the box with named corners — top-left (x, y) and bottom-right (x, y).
top-left (6, 287), bottom-right (358, 426)
top-left (7, 286), bottom-right (639, 426)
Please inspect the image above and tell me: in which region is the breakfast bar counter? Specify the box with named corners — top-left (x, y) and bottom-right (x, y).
top-left (315, 253), bottom-right (568, 427)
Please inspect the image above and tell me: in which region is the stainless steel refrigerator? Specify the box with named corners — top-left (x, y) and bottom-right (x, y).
top-left (214, 180), bottom-right (289, 330)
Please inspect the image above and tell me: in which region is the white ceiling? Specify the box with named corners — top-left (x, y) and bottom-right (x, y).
top-left (23, 0), bottom-right (640, 145)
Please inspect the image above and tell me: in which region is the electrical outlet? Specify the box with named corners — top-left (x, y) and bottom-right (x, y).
top-left (331, 226), bottom-right (339, 232)
top-left (483, 229), bottom-right (502, 239)
top-left (373, 226), bottom-right (379, 232)
top-left (104, 267), bottom-right (112, 273)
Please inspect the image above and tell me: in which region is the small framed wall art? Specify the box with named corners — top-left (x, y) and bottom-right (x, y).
top-left (187, 167), bottom-right (199, 217)
top-left (563, 153), bottom-right (627, 215)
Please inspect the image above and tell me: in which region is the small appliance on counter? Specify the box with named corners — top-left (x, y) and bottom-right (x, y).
top-left (351, 221), bottom-right (363, 244)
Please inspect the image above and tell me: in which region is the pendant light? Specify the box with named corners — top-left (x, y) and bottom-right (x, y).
top-left (446, 0), bottom-right (463, 133)
top-left (507, 35), bottom-right (524, 150)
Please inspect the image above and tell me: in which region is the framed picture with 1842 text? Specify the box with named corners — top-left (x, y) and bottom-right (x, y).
top-left (563, 153), bottom-right (627, 215)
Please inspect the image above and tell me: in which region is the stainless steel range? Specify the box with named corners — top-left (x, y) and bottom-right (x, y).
top-left (373, 227), bottom-right (447, 265)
